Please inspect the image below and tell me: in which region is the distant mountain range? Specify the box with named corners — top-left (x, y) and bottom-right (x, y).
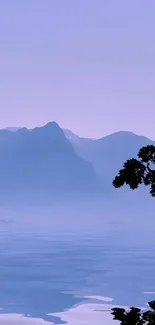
top-left (0, 123), bottom-right (101, 198)
top-left (63, 129), bottom-right (154, 188)
top-left (0, 123), bottom-right (153, 198)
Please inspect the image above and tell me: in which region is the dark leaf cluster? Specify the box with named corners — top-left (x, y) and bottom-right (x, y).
top-left (112, 145), bottom-right (155, 196)
top-left (111, 301), bottom-right (155, 325)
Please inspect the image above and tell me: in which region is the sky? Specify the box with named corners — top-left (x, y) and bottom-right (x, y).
top-left (0, 0), bottom-right (154, 139)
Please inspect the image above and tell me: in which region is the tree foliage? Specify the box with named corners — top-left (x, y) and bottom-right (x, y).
top-left (111, 145), bottom-right (155, 323)
top-left (111, 301), bottom-right (155, 324)
top-left (113, 145), bottom-right (155, 196)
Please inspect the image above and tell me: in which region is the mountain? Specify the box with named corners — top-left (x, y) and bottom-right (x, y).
top-left (63, 129), bottom-right (154, 188)
top-left (0, 122), bottom-right (101, 199)
top-left (1, 124), bottom-right (153, 200)
top-left (64, 129), bottom-right (94, 143)
top-left (63, 129), bottom-right (82, 142)
top-left (5, 127), bottom-right (21, 132)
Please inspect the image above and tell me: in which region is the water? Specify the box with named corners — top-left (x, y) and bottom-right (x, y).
top-left (0, 196), bottom-right (155, 324)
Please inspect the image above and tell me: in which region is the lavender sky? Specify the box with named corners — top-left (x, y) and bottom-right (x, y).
top-left (0, 0), bottom-right (154, 138)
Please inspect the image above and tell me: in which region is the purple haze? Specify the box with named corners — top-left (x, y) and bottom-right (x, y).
top-left (0, 0), bottom-right (154, 138)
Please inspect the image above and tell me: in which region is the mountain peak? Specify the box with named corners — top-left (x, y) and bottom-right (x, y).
top-left (32, 122), bottom-right (66, 141)
top-left (0, 122), bottom-right (101, 196)
top-left (43, 121), bottom-right (60, 129)
top-left (34, 122), bottom-right (61, 132)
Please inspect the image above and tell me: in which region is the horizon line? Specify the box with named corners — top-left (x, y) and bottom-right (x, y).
top-left (0, 122), bottom-right (154, 141)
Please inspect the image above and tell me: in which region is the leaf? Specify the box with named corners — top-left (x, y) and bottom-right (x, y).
top-left (138, 145), bottom-right (155, 163)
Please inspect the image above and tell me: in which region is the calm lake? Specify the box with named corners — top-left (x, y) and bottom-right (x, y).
top-left (0, 195), bottom-right (155, 324)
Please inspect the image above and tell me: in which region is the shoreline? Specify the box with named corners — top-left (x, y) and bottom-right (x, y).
top-left (0, 295), bottom-right (128, 325)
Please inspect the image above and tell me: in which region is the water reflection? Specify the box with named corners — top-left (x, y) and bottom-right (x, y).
top-left (0, 200), bottom-right (155, 323)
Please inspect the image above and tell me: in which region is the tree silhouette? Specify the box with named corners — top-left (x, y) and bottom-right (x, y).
top-left (111, 145), bottom-right (155, 323)
top-left (111, 301), bottom-right (155, 324)
top-left (113, 145), bottom-right (155, 196)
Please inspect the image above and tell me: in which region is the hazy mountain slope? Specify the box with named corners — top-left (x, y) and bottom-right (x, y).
top-left (5, 127), bottom-right (21, 132)
top-left (0, 123), bottom-right (101, 197)
top-left (64, 129), bottom-right (93, 143)
top-left (63, 129), bottom-right (154, 188)
top-left (2, 125), bottom-right (153, 197)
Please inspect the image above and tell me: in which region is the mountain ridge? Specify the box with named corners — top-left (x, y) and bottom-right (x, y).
top-left (0, 122), bottom-right (101, 199)
top-left (3, 125), bottom-right (154, 143)
top-left (63, 128), bottom-right (154, 188)
top-left (0, 123), bottom-right (154, 198)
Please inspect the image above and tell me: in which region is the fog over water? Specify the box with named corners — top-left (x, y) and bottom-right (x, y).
top-left (0, 194), bottom-right (155, 324)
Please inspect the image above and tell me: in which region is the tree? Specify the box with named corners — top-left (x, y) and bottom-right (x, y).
top-left (111, 301), bottom-right (155, 324)
top-left (113, 145), bottom-right (155, 196)
top-left (111, 145), bottom-right (155, 324)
